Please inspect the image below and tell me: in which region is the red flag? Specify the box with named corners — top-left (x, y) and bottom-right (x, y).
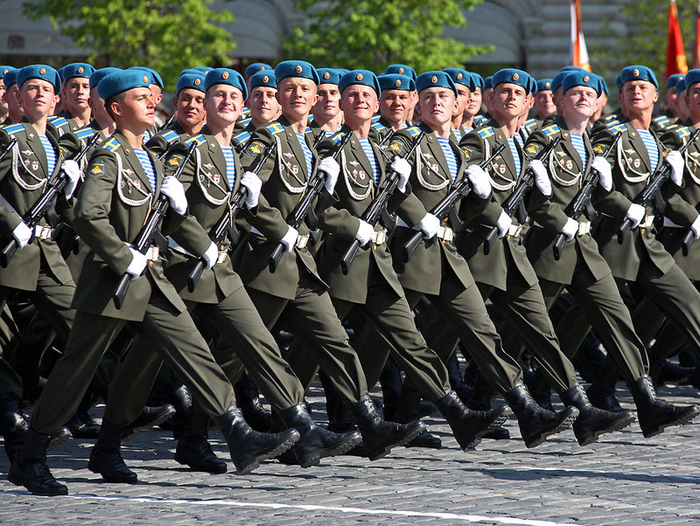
top-left (570, 0), bottom-right (591, 71)
top-left (692, 1), bottom-right (700, 69)
top-left (666, 0), bottom-right (688, 80)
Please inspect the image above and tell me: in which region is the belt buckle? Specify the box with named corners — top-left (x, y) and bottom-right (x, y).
top-left (217, 249), bottom-right (227, 264)
top-left (146, 246), bottom-right (159, 264)
top-left (374, 230), bottom-right (387, 246)
top-left (577, 221), bottom-right (591, 237)
top-left (507, 224), bottom-right (522, 239)
top-left (439, 226), bottom-right (454, 243)
top-left (34, 226), bottom-right (52, 240)
top-left (296, 234), bottom-right (309, 249)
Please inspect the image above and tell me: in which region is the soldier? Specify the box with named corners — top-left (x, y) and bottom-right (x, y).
top-left (247, 70), bottom-right (281, 130)
top-left (443, 68), bottom-right (474, 142)
top-left (9, 69), bottom-right (300, 496)
top-left (533, 78), bottom-right (555, 124)
top-left (0, 66), bottom-right (13, 125)
top-left (58, 63), bottom-right (95, 129)
top-left (2, 68), bottom-right (24, 125)
top-left (384, 65), bottom-right (418, 125)
top-left (461, 72), bottom-right (485, 133)
top-left (375, 73), bottom-right (414, 138)
top-left (244, 62), bottom-right (272, 84)
top-left (312, 68), bottom-right (343, 136)
top-left (659, 73), bottom-right (685, 126)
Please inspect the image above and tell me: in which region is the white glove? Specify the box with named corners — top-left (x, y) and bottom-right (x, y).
top-left (466, 164), bottom-right (492, 199)
top-left (161, 176), bottom-right (188, 215)
top-left (691, 215), bottom-right (700, 240)
top-left (417, 213), bottom-right (440, 240)
top-left (591, 156), bottom-right (613, 192)
top-left (202, 241), bottom-right (219, 270)
top-left (625, 203), bottom-right (646, 229)
top-left (529, 159), bottom-right (551, 197)
top-left (240, 171), bottom-right (262, 209)
top-left (126, 245), bottom-right (148, 278)
top-left (355, 220), bottom-right (375, 247)
top-left (665, 150), bottom-right (684, 186)
top-left (319, 157), bottom-right (340, 194)
top-left (280, 225), bottom-right (299, 253)
top-left (12, 222), bottom-right (32, 248)
top-left (62, 159), bottom-right (81, 198)
top-left (391, 157), bottom-right (411, 193)
top-left (560, 218), bottom-right (579, 242)
top-left (496, 210), bottom-right (512, 238)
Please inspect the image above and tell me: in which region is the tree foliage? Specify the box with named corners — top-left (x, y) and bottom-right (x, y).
top-left (21, 0), bottom-right (235, 90)
top-left (282, 0), bottom-right (492, 73)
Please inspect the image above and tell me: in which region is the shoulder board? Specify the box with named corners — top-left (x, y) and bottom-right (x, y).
top-left (524, 118), bottom-right (538, 129)
top-left (654, 115), bottom-right (671, 126)
top-left (238, 117), bottom-right (252, 128)
top-left (674, 126), bottom-right (691, 139)
top-left (307, 115), bottom-right (314, 123)
top-left (305, 126), bottom-right (314, 135)
top-left (3, 123), bottom-right (24, 136)
top-left (104, 137), bottom-right (121, 152)
top-left (371, 120), bottom-right (387, 131)
top-left (608, 123), bottom-right (627, 134)
top-left (185, 134), bottom-right (206, 147)
top-left (542, 124), bottom-right (560, 137)
top-left (405, 126), bottom-right (421, 137)
top-left (474, 115), bottom-right (487, 124)
top-left (477, 126), bottom-right (494, 139)
top-left (48, 116), bottom-right (69, 128)
top-left (328, 132), bottom-right (345, 145)
top-left (232, 129), bottom-right (251, 145)
top-left (371, 114), bottom-right (381, 123)
top-left (241, 108), bottom-right (251, 118)
top-left (604, 114), bottom-right (618, 122)
top-left (605, 119), bottom-right (620, 128)
top-left (74, 126), bottom-right (97, 141)
top-left (265, 122), bottom-right (285, 136)
top-left (160, 130), bottom-right (180, 144)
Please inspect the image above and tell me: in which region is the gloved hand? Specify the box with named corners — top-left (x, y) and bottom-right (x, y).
top-left (496, 210), bottom-right (512, 238)
top-left (591, 156), bottom-right (613, 192)
top-left (202, 241), bottom-right (219, 269)
top-left (391, 157), bottom-right (411, 193)
top-left (126, 245), bottom-right (148, 278)
top-left (62, 159), bottom-right (81, 198)
top-left (417, 213), bottom-right (440, 240)
top-left (355, 220), bottom-right (375, 247)
top-left (12, 222), bottom-right (32, 248)
top-left (319, 157), bottom-right (340, 194)
top-left (466, 164), bottom-right (492, 199)
top-left (529, 159), bottom-right (551, 197)
top-left (280, 225), bottom-right (299, 253)
top-left (240, 171), bottom-right (262, 209)
top-left (560, 217), bottom-right (579, 242)
top-left (161, 176), bottom-right (188, 215)
top-left (625, 203), bottom-right (646, 229)
top-left (665, 150), bottom-right (684, 186)
top-left (691, 215), bottom-right (700, 240)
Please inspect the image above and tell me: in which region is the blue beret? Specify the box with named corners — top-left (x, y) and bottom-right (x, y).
top-left (17, 65), bottom-right (61, 93)
top-left (467, 72), bottom-right (484, 90)
top-left (443, 68), bottom-right (475, 91)
top-left (527, 75), bottom-right (537, 95)
top-left (275, 60), bottom-right (319, 85)
top-left (384, 64), bottom-right (416, 82)
top-left (60, 62), bottom-right (94, 81)
top-left (3, 68), bottom-right (18, 87)
top-left (561, 71), bottom-right (601, 96)
top-left (536, 79), bottom-right (553, 92)
top-left (618, 65), bottom-right (658, 89)
top-left (615, 74), bottom-right (623, 90)
top-left (666, 73), bottom-right (685, 90)
top-left (130, 67), bottom-right (164, 88)
top-left (245, 63), bottom-right (272, 79)
top-left (0, 66), bottom-right (16, 80)
top-left (598, 76), bottom-right (609, 95)
top-left (98, 69), bottom-right (151, 101)
top-left (416, 71), bottom-right (457, 96)
top-left (491, 68), bottom-right (531, 93)
top-left (249, 70), bottom-right (277, 90)
top-left (378, 73), bottom-right (415, 92)
top-left (192, 66), bottom-right (212, 76)
top-left (176, 73), bottom-right (205, 94)
top-left (179, 68), bottom-right (201, 78)
top-left (683, 69), bottom-right (700, 90)
top-left (339, 70), bottom-right (381, 97)
top-left (336, 68), bottom-right (350, 77)
top-left (204, 68), bottom-right (248, 99)
top-left (676, 77), bottom-right (687, 93)
top-left (317, 68), bottom-right (342, 85)
top-left (90, 67), bottom-right (122, 90)
top-left (484, 76), bottom-right (493, 90)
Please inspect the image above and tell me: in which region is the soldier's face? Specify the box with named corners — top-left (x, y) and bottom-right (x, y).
top-left (204, 84), bottom-right (244, 126)
top-left (677, 89), bottom-right (690, 120)
top-left (150, 85), bottom-right (163, 105)
top-left (339, 84), bottom-right (378, 125)
top-left (454, 85), bottom-right (470, 118)
top-left (534, 90), bottom-right (555, 118)
top-left (19, 79), bottom-right (58, 122)
top-left (249, 86), bottom-right (279, 125)
top-left (562, 85), bottom-right (598, 120)
top-left (491, 83), bottom-right (527, 121)
top-left (175, 88), bottom-right (206, 128)
top-left (7, 85), bottom-right (23, 117)
top-left (419, 87), bottom-right (457, 128)
top-left (277, 78), bottom-right (318, 120)
top-left (62, 77), bottom-right (90, 113)
top-left (88, 87), bottom-right (113, 124)
top-left (0, 80), bottom-right (7, 114)
top-left (665, 86), bottom-right (679, 115)
top-left (685, 85), bottom-right (700, 120)
top-left (380, 90), bottom-right (410, 124)
top-left (111, 87), bottom-right (155, 130)
top-left (465, 87), bottom-right (482, 117)
top-left (313, 83), bottom-right (341, 120)
top-left (621, 80), bottom-right (658, 113)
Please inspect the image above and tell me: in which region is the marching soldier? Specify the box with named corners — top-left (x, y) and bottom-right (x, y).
top-left (311, 68), bottom-right (343, 136)
top-left (58, 63), bottom-right (95, 129)
top-left (2, 69), bottom-right (24, 125)
top-left (384, 65), bottom-right (418, 125)
top-left (374, 73), bottom-right (415, 140)
top-left (533, 78), bottom-right (555, 124)
top-left (443, 68), bottom-right (474, 142)
top-left (0, 66), bottom-right (13, 125)
top-left (461, 72), bottom-right (485, 133)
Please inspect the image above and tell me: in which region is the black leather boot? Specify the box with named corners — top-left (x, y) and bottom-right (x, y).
top-left (378, 358), bottom-right (403, 421)
top-left (628, 375), bottom-right (700, 438)
top-left (1, 397), bottom-right (29, 462)
top-left (216, 405), bottom-right (299, 475)
top-left (650, 358), bottom-right (695, 387)
top-left (279, 403), bottom-right (362, 467)
top-left (586, 363), bottom-right (624, 412)
top-left (167, 382), bottom-right (193, 438)
top-left (175, 410), bottom-right (227, 474)
top-left (435, 391), bottom-right (511, 451)
top-left (65, 409), bottom-right (101, 439)
top-left (9, 427), bottom-right (68, 496)
top-left (349, 395), bottom-right (425, 461)
top-left (88, 420), bottom-right (137, 483)
top-left (235, 377), bottom-right (272, 432)
top-left (560, 384), bottom-right (636, 446)
top-left (395, 386), bottom-right (441, 449)
top-left (122, 404), bottom-right (176, 442)
top-left (466, 376), bottom-right (510, 440)
top-left (503, 384), bottom-right (579, 448)
top-left (525, 368), bottom-right (553, 412)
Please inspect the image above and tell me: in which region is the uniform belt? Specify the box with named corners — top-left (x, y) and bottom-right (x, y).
top-left (373, 229), bottom-right (387, 246)
top-left (577, 221), bottom-right (591, 236)
top-left (296, 234), bottom-right (309, 249)
top-left (507, 224), bottom-right (523, 239)
top-left (34, 225), bottom-right (53, 240)
top-left (167, 236), bottom-right (195, 258)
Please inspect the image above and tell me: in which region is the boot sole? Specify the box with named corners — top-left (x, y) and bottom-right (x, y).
top-left (47, 430), bottom-right (72, 451)
top-left (367, 422), bottom-right (426, 461)
top-left (642, 406), bottom-right (700, 438)
top-left (460, 408), bottom-right (511, 451)
top-left (87, 462), bottom-right (138, 484)
top-left (8, 471), bottom-right (68, 496)
top-left (524, 407), bottom-right (579, 448)
top-left (298, 432), bottom-right (363, 468)
top-left (576, 412), bottom-right (637, 446)
top-left (121, 406), bottom-right (177, 443)
top-left (234, 431), bottom-right (300, 475)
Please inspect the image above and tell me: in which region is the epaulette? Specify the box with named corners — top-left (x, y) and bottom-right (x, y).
top-left (524, 118), bottom-right (539, 130)
top-left (238, 117), bottom-right (252, 129)
top-left (241, 107), bottom-right (251, 118)
top-left (305, 126), bottom-right (313, 135)
top-left (605, 119), bottom-right (620, 128)
top-left (265, 122), bottom-right (285, 136)
top-left (654, 115), bottom-right (672, 127)
top-left (233, 129), bottom-right (251, 145)
top-left (328, 132), bottom-right (345, 145)
top-left (674, 126), bottom-right (691, 139)
top-left (542, 124), bottom-right (560, 137)
top-left (608, 122), bottom-right (627, 134)
top-left (307, 115), bottom-right (314, 123)
top-left (371, 114), bottom-right (382, 124)
top-left (74, 126), bottom-right (98, 141)
top-left (371, 120), bottom-right (387, 132)
top-left (48, 116), bottom-right (69, 129)
top-left (185, 134), bottom-right (207, 147)
top-left (104, 137), bottom-right (121, 152)
top-left (160, 130), bottom-right (180, 145)
top-left (477, 126), bottom-right (494, 139)
top-left (604, 114), bottom-right (618, 122)
top-left (405, 126), bottom-right (421, 137)
top-left (3, 123), bottom-right (24, 136)
top-left (474, 115), bottom-right (487, 125)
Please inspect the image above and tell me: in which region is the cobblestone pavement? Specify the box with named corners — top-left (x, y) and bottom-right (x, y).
top-left (2, 381), bottom-right (700, 525)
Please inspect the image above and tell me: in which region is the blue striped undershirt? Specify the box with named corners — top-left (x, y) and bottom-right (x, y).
top-left (357, 138), bottom-right (380, 186)
top-left (514, 133), bottom-right (524, 148)
top-left (133, 148), bottom-right (156, 194)
top-left (637, 129), bottom-right (659, 172)
top-left (570, 133), bottom-right (588, 171)
top-left (452, 129), bottom-right (462, 142)
top-left (506, 137), bottom-right (522, 177)
top-left (295, 132), bottom-right (314, 178)
top-left (38, 135), bottom-right (56, 178)
top-left (437, 137), bottom-right (458, 184)
top-left (221, 145), bottom-right (236, 190)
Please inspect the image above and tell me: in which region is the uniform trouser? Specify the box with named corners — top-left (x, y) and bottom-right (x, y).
top-left (30, 289), bottom-right (235, 435)
top-left (246, 269), bottom-right (367, 404)
top-left (287, 261), bottom-right (450, 403)
top-left (0, 357), bottom-right (23, 403)
top-left (103, 286), bottom-right (305, 426)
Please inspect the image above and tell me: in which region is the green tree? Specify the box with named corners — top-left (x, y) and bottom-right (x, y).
top-left (282, 0), bottom-right (492, 73)
top-left (21, 0), bottom-right (235, 90)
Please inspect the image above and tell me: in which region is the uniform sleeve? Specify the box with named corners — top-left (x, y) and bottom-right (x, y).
top-left (458, 130), bottom-right (505, 225)
top-left (589, 127), bottom-right (633, 217)
top-left (0, 130), bottom-right (23, 236)
top-left (389, 130), bottom-right (429, 227)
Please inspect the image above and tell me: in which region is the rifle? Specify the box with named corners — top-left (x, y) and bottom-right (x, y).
top-left (402, 143), bottom-right (507, 263)
top-left (186, 140), bottom-right (277, 292)
top-left (268, 131), bottom-right (352, 272)
top-left (112, 141), bottom-right (197, 309)
top-left (482, 137), bottom-right (561, 255)
top-left (0, 133), bottom-right (99, 268)
top-left (340, 132), bottom-right (426, 274)
top-left (0, 137), bottom-right (17, 163)
top-left (552, 132), bottom-right (622, 260)
top-left (618, 128), bottom-right (700, 243)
